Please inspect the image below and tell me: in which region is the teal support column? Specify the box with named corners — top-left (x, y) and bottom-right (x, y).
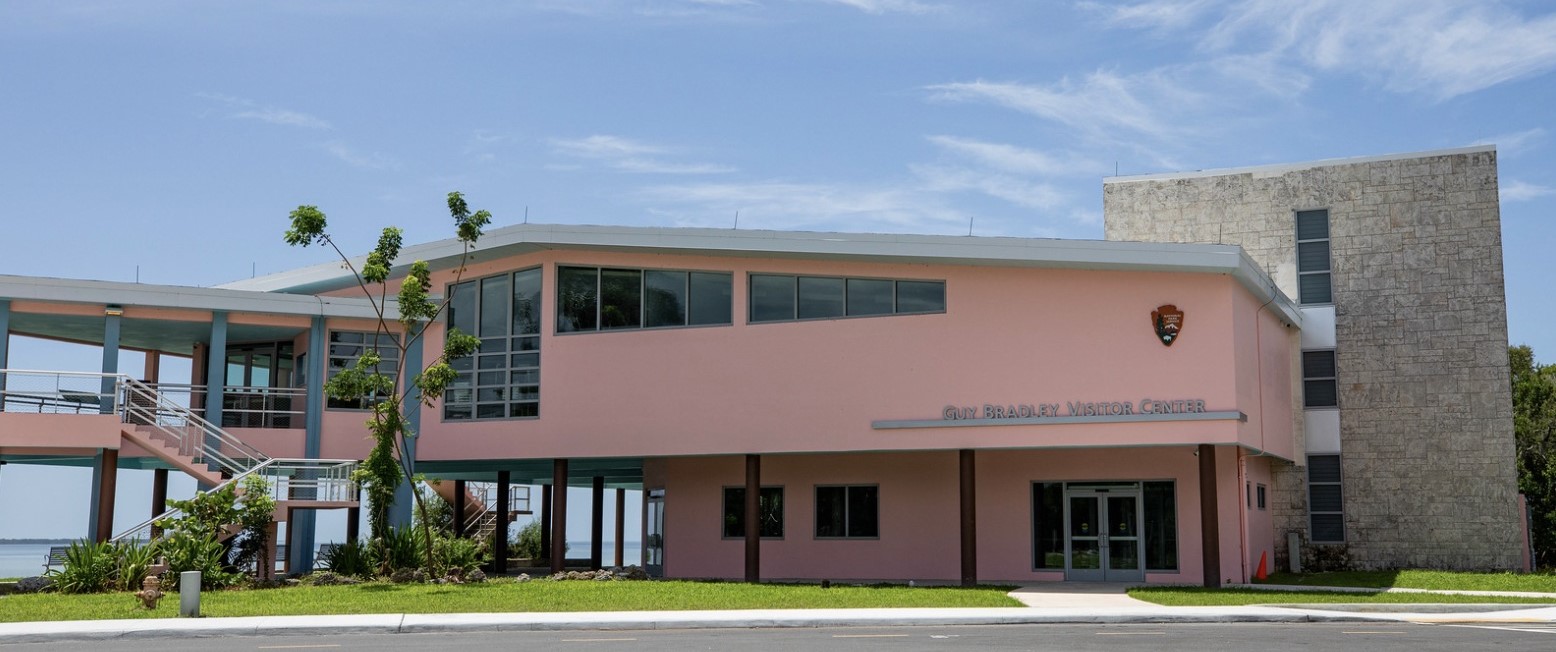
top-left (87, 449), bottom-right (110, 541)
top-left (99, 308), bottom-right (121, 414)
top-left (0, 299), bottom-right (11, 403)
top-left (203, 312), bottom-right (228, 457)
top-left (289, 317), bottom-right (327, 573)
top-left (389, 329), bottom-right (422, 530)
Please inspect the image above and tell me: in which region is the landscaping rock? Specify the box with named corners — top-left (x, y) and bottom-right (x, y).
top-left (468, 569), bottom-right (488, 583)
top-left (389, 568), bottom-right (428, 584)
top-left (615, 566), bottom-right (650, 581)
top-left (15, 576), bottom-right (52, 593)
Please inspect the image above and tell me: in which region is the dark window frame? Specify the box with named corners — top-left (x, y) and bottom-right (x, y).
top-left (444, 266), bottom-right (542, 422)
top-left (1302, 349), bottom-right (1339, 409)
top-left (1256, 483), bottom-right (1267, 511)
top-left (1308, 455), bottom-right (1345, 543)
top-left (324, 330), bottom-right (401, 411)
top-left (1295, 209), bottom-right (1333, 305)
top-left (557, 265), bottom-right (733, 334)
top-left (813, 484), bottom-right (880, 539)
top-left (747, 273), bottom-right (946, 324)
top-left (720, 486), bottom-right (786, 540)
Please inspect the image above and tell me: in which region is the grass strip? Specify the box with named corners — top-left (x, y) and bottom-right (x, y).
top-left (1130, 587), bottom-right (1556, 607)
top-left (0, 580), bottom-right (1020, 623)
top-left (1259, 570), bottom-right (1556, 593)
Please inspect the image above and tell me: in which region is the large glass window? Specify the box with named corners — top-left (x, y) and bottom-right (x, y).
top-left (1302, 349), bottom-right (1338, 408)
top-left (1308, 455), bottom-right (1345, 543)
top-left (326, 331), bottom-right (400, 410)
top-left (722, 486), bottom-right (785, 539)
top-left (558, 266), bottom-right (732, 332)
top-left (1032, 483), bottom-right (1064, 569)
top-left (445, 267), bottom-right (541, 420)
top-left (1143, 481), bottom-right (1178, 571)
top-left (1296, 209), bottom-right (1332, 304)
top-left (749, 274), bottom-right (945, 323)
top-left (815, 485), bottom-right (878, 538)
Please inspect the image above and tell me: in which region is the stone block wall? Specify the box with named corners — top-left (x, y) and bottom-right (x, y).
top-left (1101, 148), bottom-right (1520, 570)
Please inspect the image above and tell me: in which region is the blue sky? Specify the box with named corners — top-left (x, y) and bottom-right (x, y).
top-left (2, 0), bottom-right (1555, 539)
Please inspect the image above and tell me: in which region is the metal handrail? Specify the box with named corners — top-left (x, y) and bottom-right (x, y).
top-left (111, 457), bottom-right (360, 544)
top-left (120, 377), bottom-right (272, 478)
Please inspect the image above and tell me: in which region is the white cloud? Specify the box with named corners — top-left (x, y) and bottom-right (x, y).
top-left (323, 141), bottom-right (400, 170)
top-left (551, 134), bottom-right (734, 174)
top-left (195, 92), bottom-right (332, 129)
top-left (1500, 179), bottom-right (1555, 202)
top-left (1099, 0), bottom-right (1556, 100)
top-left (926, 71), bottom-right (1199, 149)
top-left (910, 164), bottom-right (1067, 210)
top-left (926, 135), bottom-right (1110, 178)
top-left (815, 0), bottom-right (941, 15)
top-left (638, 180), bottom-right (963, 232)
top-left (1471, 128), bottom-right (1546, 157)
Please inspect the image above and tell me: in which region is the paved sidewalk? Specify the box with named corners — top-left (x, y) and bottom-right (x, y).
top-left (1, 584), bottom-right (1553, 644)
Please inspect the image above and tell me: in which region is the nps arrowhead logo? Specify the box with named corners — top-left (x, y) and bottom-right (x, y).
top-left (1152, 304), bottom-right (1184, 346)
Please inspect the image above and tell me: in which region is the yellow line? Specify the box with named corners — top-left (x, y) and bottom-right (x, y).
top-left (833, 634), bottom-right (912, 638)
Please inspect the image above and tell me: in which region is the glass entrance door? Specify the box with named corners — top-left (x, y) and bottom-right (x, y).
top-left (1065, 488), bottom-right (1144, 582)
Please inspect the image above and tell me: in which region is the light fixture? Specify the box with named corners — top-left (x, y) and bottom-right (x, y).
top-left (105, 305), bottom-right (124, 317)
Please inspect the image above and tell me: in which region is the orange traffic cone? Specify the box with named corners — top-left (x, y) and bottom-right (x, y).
top-left (1255, 551), bottom-right (1268, 581)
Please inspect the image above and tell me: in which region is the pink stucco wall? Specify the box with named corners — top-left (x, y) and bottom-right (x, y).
top-left (389, 249), bottom-right (1291, 463)
top-left (647, 446), bottom-right (1252, 584)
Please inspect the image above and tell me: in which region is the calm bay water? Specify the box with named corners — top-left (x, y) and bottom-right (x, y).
top-left (0, 543), bottom-right (55, 578)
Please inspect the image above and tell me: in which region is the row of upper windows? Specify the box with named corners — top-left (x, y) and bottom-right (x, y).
top-left (491, 265), bottom-right (945, 335)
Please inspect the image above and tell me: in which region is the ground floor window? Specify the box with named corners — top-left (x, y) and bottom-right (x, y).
top-left (1308, 455), bottom-right (1345, 543)
top-left (722, 486), bottom-right (784, 538)
top-left (815, 485), bottom-right (878, 538)
top-left (1142, 481), bottom-right (1177, 571)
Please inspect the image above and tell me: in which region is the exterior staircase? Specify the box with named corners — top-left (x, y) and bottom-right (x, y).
top-left (428, 479), bottom-right (530, 543)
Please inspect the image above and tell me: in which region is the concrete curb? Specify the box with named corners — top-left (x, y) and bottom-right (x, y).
top-left (0, 607), bottom-right (1429, 644)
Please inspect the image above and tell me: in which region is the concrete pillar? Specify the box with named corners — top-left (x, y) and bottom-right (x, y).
top-left (346, 506), bottom-right (360, 544)
top-left (90, 448), bottom-right (118, 542)
top-left (453, 480), bottom-right (467, 538)
top-left (959, 449), bottom-right (977, 587)
top-left (540, 484), bottom-right (552, 562)
top-left (614, 487), bottom-right (625, 568)
top-left (745, 454), bottom-right (760, 583)
top-left (0, 299), bottom-right (11, 406)
top-left (494, 472), bottom-right (511, 576)
top-left (203, 312), bottom-right (227, 428)
top-left (1199, 444), bottom-right (1222, 588)
top-left (389, 329), bottom-right (422, 530)
top-left (151, 468), bottom-right (169, 538)
top-left (100, 308), bottom-right (121, 414)
top-left (143, 351), bottom-right (161, 383)
top-left (541, 485), bottom-right (553, 560)
top-left (590, 476), bottom-right (605, 571)
top-left (290, 317), bottom-right (326, 573)
top-left (550, 459), bottom-right (568, 574)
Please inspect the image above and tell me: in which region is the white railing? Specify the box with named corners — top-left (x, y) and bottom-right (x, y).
top-left (121, 377), bottom-right (270, 479)
top-left (467, 483), bottom-right (530, 540)
top-left (110, 458), bottom-right (360, 544)
top-left (0, 369), bottom-right (118, 414)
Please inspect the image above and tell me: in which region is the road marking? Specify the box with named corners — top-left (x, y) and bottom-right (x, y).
top-left (257, 646), bottom-right (342, 650)
top-left (1446, 625), bottom-right (1556, 634)
top-left (1095, 632), bottom-right (1166, 635)
top-left (561, 638), bottom-right (638, 642)
top-left (1341, 631), bottom-right (1408, 634)
top-left (833, 634), bottom-right (911, 638)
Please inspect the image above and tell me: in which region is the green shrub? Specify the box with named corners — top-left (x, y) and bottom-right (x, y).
top-left (512, 519), bottom-right (543, 559)
top-left (435, 535), bottom-right (488, 575)
top-left (113, 540), bottom-right (160, 591)
top-left (49, 540), bottom-right (116, 594)
top-left (162, 533), bottom-right (241, 590)
top-left (318, 540), bottom-right (373, 578)
top-left (375, 526), bottom-right (426, 574)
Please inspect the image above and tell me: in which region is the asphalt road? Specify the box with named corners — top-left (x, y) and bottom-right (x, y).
top-left (4, 623), bottom-right (1555, 651)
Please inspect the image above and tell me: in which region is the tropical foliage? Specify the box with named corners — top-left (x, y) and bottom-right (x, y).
top-left (1512, 345), bottom-right (1556, 568)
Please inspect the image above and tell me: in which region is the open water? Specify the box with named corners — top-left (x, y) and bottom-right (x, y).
top-left (0, 543), bottom-right (55, 578)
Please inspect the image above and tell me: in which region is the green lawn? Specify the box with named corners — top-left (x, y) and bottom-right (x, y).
top-left (0, 580), bottom-right (1021, 623)
top-left (1259, 570), bottom-right (1556, 593)
top-left (1130, 587), bottom-right (1556, 607)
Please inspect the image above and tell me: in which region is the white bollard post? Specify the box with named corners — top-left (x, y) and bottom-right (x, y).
top-left (179, 571), bottom-right (201, 617)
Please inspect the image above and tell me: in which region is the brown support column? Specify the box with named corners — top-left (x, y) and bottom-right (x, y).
top-left (150, 468), bottom-right (169, 539)
top-left (614, 487), bottom-right (626, 568)
top-left (494, 471), bottom-right (511, 576)
top-left (1198, 444), bottom-right (1222, 588)
top-left (94, 449), bottom-right (118, 543)
top-left (744, 454), bottom-right (760, 583)
top-left (959, 449), bottom-right (977, 587)
top-left (550, 459), bottom-right (569, 574)
top-left (590, 476), bottom-right (605, 570)
top-left (346, 506), bottom-right (360, 543)
top-left (452, 480), bottom-right (467, 538)
top-left (284, 506), bottom-right (296, 575)
top-left (143, 351), bottom-right (161, 383)
top-left (540, 484), bottom-right (553, 562)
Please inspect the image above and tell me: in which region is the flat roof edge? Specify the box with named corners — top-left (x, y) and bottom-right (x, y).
top-left (1103, 145), bottom-right (1496, 184)
top-left (0, 274), bottom-right (388, 319)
